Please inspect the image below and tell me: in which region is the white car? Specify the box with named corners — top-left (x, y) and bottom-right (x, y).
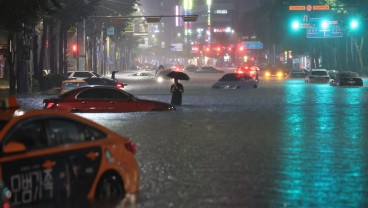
top-left (66, 71), bottom-right (102, 80)
top-left (305, 69), bottom-right (330, 83)
top-left (211, 73), bottom-right (258, 89)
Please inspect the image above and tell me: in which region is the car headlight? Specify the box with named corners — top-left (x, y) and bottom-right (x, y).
top-left (157, 77), bottom-right (164, 83)
top-left (265, 72), bottom-right (271, 77)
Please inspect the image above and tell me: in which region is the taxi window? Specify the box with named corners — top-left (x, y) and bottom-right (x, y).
top-left (47, 119), bottom-right (106, 146)
top-left (4, 120), bottom-right (48, 151)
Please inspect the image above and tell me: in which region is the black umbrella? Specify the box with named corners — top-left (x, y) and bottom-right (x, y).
top-left (166, 71), bottom-right (190, 81)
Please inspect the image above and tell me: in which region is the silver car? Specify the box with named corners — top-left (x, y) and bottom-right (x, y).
top-left (305, 69), bottom-right (330, 83)
top-left (211, 73), bottom-right (258, 89)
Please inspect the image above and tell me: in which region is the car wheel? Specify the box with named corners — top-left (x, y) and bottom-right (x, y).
top-left (95, 173), bottom-right (125, 200)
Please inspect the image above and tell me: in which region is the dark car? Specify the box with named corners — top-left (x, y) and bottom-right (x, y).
top-left (211, 73), bottom-right (258, 89)
top-left (83, 77), bottom-right (125, 89)
top-left (195, 66), bottom-right (224, 73)
top-left (183, 65), bottom-right (199, 72)
top-left (43, 86), bottom-right (176, 113)
top-left (329, 71), bottom-right (363, 87)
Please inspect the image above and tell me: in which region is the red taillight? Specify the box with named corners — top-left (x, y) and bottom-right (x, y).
top-left (3, 202), bottom-right (10, 208)
top-left (116, 83), bottom-right (123, 89)
top-left (125, 142), bottom-right (136, 154)
top-left (45, 102), bottom-right (56, 108)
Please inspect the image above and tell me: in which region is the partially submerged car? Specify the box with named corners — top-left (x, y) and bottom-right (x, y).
top-left (211, 73), bottom-right (258, 89)
top-left (305, 69), bottom-right (330, 84)
top-left (329, 71), bottom-right (363, 87)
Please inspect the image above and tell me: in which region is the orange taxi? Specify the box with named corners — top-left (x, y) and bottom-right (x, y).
top-left (0, 97), bottom-right (139, 207)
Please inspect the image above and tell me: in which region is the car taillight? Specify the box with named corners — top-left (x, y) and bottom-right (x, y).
top-left (45, 102), bottom-right (56, 108)
top-left (116, 83), bottom-right (123, 89)
top-left (125, 142), bottom-right (136, 154)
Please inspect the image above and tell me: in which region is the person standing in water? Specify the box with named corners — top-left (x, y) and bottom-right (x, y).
top-left (170, 78), bottom-right (184, 105)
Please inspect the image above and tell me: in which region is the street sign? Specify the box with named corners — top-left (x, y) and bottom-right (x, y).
top-left (244, 41), bottom-right (263, 49)
top-left (306, 25), bottom-right (343, 38)
top-left (289, 5), bottom-right (330, 11)
top-left (313, 5), bottom-right (329, 10)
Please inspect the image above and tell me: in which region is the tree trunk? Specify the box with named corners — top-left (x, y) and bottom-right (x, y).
top-left (354, 36), bottom-right (364, 72)
top-left (7, 32), bottom-right (16, 95)
top-left (39, 20), bottom-right (48, 74)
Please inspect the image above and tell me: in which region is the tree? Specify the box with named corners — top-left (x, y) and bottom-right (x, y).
top-left (0, 0), bottom-right (60, 94)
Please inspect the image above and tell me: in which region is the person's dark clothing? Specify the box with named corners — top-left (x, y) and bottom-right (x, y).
top-left (170, 82), bottom-right (184, 105)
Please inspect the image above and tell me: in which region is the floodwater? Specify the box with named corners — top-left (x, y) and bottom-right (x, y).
top-left (14, 72), bottom-right (368, 207)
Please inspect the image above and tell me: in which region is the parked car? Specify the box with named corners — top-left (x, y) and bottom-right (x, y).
top-left (83, 77), bottom-right (126, 89)
top-left (329, 71), bottom-right (363, 87)
top-left (289, 69), bottom-right (306, 78)
top-left (305, 69), bottom-right (330, 84)
top-left (183, 65), bottom-right (199, 72)
top-left (60, 79), bottom-right (88, 94)
top-left (195, 66), bottom-right (224, 73)
top-left (66, 71), bottom-right (102, 80)
top-left (43, 86), bottom-right (176, 113)
top-left (0, 97), bottom-right (139, 206)
top-left (212, 73), bottom-right (258, 89)
top-left (327, 70), bottom-right (339, 79)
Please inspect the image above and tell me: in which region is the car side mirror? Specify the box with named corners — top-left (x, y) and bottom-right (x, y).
top-left (3, 141), bottom-right (26, 154)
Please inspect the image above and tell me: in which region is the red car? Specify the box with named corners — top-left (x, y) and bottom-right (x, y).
top-left (43, 86), bottom-right (176, 113)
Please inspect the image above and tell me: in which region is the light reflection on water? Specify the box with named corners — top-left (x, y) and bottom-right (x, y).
top-left (279, 81), bottom-right (368, 207)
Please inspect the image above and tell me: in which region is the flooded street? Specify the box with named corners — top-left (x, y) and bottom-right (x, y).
top-left (16, 73), bottom-right (368, 207)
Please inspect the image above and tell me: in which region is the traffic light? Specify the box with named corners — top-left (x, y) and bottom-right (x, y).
top-left (349, 18), bottom-right (360, 30)
top-left (72, 43), bottom-right (78, 58)
top-left (291, 20), bottom-right (301, 30)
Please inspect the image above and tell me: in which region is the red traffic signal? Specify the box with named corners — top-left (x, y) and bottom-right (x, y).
top-left (71, 43), bottom-right (78, 58)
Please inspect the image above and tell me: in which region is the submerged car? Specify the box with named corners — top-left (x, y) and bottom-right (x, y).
top-left (0, 97), bottom-right (139, 206)
top-left (67, 71), bottom-right (102, 80)
top-left (60, 79), bottom-right (88, 94)
top-left (329, 71), bottom-right (363, 87)
top-left (195, 66), bottom-right (224, 73)
top-left (289, 69), bottom-right (306, 78)
top-left (43, 86), bottom-right (176, 113)
top-left (83, 77), bottom-right (125, 89)
top-left (305, 69), bottom-right (330, 84)
top-left (211, 73), bottom-right (258, 89)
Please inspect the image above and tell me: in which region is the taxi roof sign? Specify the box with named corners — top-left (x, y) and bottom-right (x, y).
top-left (0, 96), bottom-right (19, 109)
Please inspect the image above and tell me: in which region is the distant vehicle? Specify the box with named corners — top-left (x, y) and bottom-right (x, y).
top-left (305, 69), bottom-right (330, 84)
top-left (67, 71), bottom-right (102, 80)
top-left (128, 72), bottom-right (155, 78)
top-left (183, 65), bottom-right (199, 72)
top-left (211, 73), bottom-right (258, 89)
top-left (329, 71), bottom-right (363, 87)
top-left (0, 97), bottom-right (139, 206)
top-left (60, 79), bottom-right (88, 94)
top-left (196, 66), bottom-right (224, 73)
top-left (235, 65), bottom-right (259, 80)
top-left (289, 69), bottom-right (306, 78)
top-left (43, 86), bottom-right (176, 113)
top-left (262, 66), bottom-right (288, 78)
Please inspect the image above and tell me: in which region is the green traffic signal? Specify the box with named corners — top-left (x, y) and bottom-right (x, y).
top-left (291, 20), bottom-right (301, 30)
top-left (350, 19), bottom-right (359, 30)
